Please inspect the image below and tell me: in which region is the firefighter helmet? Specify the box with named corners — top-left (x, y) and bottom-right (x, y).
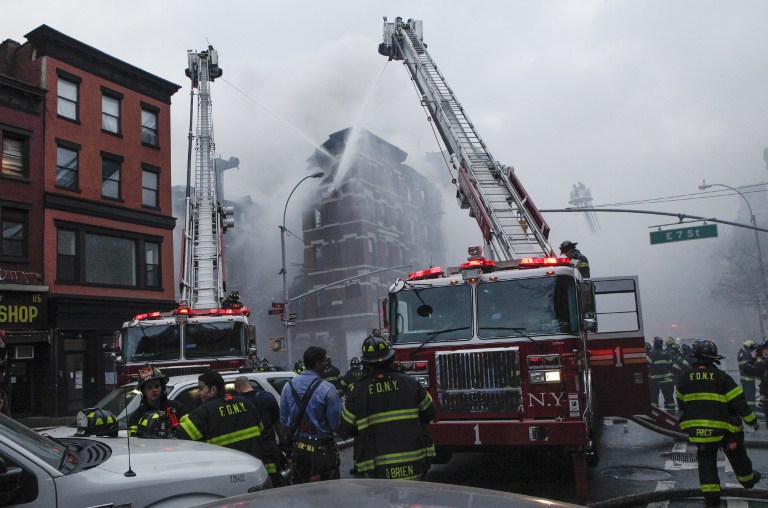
top-left (745, 340), bottom-right (757, 350)
top-left (136, 410), bottom-right (174, 438)
top-left (653, 336), bottom-right (663, 348)
top-left (76, 407), bottom-right (119, 437)
top-left (361, 332), bottom-right (395, 364)
top-left (294, 361), bottom-right (305, 374)
top-left (664, 337), bottom-right (675, 346)
top-left (559, 240), bottom-right (577, 253)
top-left (350, 357), bottom-right (362, 368)
top-left (693, 340), bottom-right (725, 362)
top-left (137, 365), bottom-right (168, 391)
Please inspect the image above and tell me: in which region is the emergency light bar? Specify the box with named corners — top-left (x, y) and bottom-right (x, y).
top-left (519, 257), bottom-right (571, 268)
top-left (459, 257), bottom-right (496, 271)
top-left (408, 266), bottom-right (445, 281)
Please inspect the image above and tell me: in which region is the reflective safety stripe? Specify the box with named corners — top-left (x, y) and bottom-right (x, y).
top-left (357, 408), bottom-right (419, 430)
top-left (676, 392), bottom-right (728, 403)
top-left (264, 462), bottom-right (277, 474)
top-left (690, 435), bottom-right (724, 443)
top-left (419, 393), bottom-right (433, 412)
top-left (679, 419), bottom-right (743, 433)
top-left (178, 415), bottom-right (203, 441)
top-left (342, 406), bottom-right (357, 425)
top-left (701, 484), bottom-right (721, 493)
top-left (207, 425), bottom-right (261, 447)
top-left (355, 446), bottom-right (436, 473)
top-left (737, 472), bottom-right (754, 483)
top-left (725, 386), bottom-right (744, 401)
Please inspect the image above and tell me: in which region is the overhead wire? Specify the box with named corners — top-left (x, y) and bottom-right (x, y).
top-left (591, 184), bottom-right (767, 209)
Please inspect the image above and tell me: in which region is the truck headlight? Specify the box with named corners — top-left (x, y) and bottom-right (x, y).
top-left (529, 370), bottom-right (561, 383)
top-left (413, 374), bottom-right (429, 388)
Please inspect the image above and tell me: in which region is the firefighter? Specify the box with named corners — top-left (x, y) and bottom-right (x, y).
top-left (738, 340), bottom-right (758, 413)
top-left (340, 331), bottom-right (436, 480)
top-left (558, 240), bottom-right (590, 278)
top-left (647, 336), bottom-right (675, 411)
top-left (322, 356), bottom-right (343, 398)
top-left (668, 343), bottom-right (688, 388)
top-left (127, 365), bottom-right (187, 436)
top-left (177, 370), bottom-right (265, 461)
top-left (235, 375), bottom-right (283, 486)
top-left (340, 357), bottom-right (366, 399)
top-left (676, 340), bottom-right (760, 506)
top-left (743, 343), bottom-right (768, 422)
top-left (221, 290), bottom-right (243, 310)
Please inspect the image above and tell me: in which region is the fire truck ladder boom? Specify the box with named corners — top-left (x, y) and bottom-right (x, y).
top-left (181, 48), bottom-right (225, 309)
top-left (381, 18), bottom-right (553, 261)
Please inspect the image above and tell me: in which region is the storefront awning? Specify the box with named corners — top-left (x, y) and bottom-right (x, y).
top-left (0, 330), bottom-right (50, 344)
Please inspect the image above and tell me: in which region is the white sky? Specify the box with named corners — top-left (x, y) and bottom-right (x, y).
top-left (6, 1), bottom-right (768, 347)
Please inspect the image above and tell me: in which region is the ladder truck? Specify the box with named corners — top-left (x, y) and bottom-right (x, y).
top-left (378, 18), bottom-right (670, 501)
top-left (113, 47), bottom-right (254, 384)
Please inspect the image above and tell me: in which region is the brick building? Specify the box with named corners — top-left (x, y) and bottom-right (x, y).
top-left (290, 128), bottom-right (445, 368)
top-left (0, 25), bottom-right (180, 416)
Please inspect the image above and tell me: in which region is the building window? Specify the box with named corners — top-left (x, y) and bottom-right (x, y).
top-left (314, 208), bottom-right (322, 228)
top-left (85, 234), bottom-right (136, 285)
top-left (56, 145), bottom-right (79, 190)
top-left (142, 168), bottom-right (159, 207)
top-left (145, 241), bottom-right (160, 287)
top-left (57, 229), bottom-right (77, 281)
top-left (314, 244), bottom-right (324, 270)
top-left (102, 95), bottom-right (120, 134)
top-left (57, 77), bottom-right (78, 120)
top-left (1, 132), bottom-right (27, 178)
top-left (56, 224), bottom-right (161, 288)
top-left (141, 108), bottom-right (158, 146)
top-left (102, 156), bottom-right (121, 199)
top-left (1, 207), bottom-right (27, 258)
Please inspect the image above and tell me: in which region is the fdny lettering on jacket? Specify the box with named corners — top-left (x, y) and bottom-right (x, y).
top-left (368, 380), bottom-right (399, 395)
top-left (219, 401), bottom-right (248, 417)
top-left (689, 372), bottom-right (715, 381)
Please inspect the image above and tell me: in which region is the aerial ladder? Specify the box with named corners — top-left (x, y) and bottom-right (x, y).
top-left (379, 17), bottom-right (553, 261)
top-left (181, 46), bottom-right (232, 309)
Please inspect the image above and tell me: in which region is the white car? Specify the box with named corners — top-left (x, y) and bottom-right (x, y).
top-left (43, 370), bottom-right (295, 438)
top-left (0, 412), bottom-right (271, 507)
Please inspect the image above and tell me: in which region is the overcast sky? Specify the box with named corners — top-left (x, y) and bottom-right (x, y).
top-left (6, 1), bottom-right (768, 346)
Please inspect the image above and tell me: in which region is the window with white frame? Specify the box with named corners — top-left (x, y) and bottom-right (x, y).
top-left (57, 77), bottom-right (78, 120)
top-left (141, 106), bottom-right (158, 146)
top-left (142, 166), bottom-right (159, 207)
top-left (56, 143), bottom-right (79, 190)
top-left (1, 131), bottom-right (27, 178)
top-left (102, 94), bottom-right (120, 134)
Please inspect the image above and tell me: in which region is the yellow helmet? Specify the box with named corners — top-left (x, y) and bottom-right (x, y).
top-left (745, 340), bottom-right (757, 350)
top-left (664, 337), bottom-right (675, 346)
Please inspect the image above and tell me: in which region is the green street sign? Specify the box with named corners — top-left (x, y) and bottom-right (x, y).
top-left (650, 224), bottom-right (718, 245)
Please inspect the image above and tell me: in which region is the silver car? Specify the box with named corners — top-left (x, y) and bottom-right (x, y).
top-left (0, 412), bottom-right (271, 507)
top-left (43, 369), bottom-right (295, 437)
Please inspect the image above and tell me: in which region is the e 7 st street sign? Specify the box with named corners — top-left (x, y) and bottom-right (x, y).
top-left (650, 224), bottom-right (718, 245)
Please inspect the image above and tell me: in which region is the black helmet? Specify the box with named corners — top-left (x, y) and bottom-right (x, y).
top-left (559, 240), bottom-right (577, 253)
top-left (693, 340), bottom-right (725, 362)
top-left (350, 357), bottom-right (362, 368)
top-left (228, 291), bottom-right (240, 300)
top-left (361, 331), bottom-right (395, 364)
top-left (137, 365), bottom-right (168, 391)
top-left (76, 407), bottom-right (119, 437)
top-left (653, 336), bottom-right (663, 347)
top-left (681, 343), bottom-right (692, 355)
top-left (136, 410), bottom-right (175, 438)
top-left (294, 361), bottom-right (305, 374)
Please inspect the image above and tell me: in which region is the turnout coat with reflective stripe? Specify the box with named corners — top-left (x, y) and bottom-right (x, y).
top-left (177, 393), bottom-right (265, 459)
top-left (675, 362), bottom-right (756, 443)
top-left (341, 367), bottom-right (435, 479)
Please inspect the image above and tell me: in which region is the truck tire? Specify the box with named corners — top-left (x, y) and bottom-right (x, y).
top-left (431, 450), bottom-right (453, 465)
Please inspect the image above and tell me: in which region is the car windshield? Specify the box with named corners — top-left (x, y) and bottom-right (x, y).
top-left (88, 384), bottom-right (141, 429)
top-left (477, 275), bottom-right (578, 338)
top-left (0, 413), bottom-right (73, 470)
top-left (389, 284), bottom-right (473, 344)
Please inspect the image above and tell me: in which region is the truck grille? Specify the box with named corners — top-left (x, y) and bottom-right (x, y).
top-left (435, 347), bottom-right (522, 414)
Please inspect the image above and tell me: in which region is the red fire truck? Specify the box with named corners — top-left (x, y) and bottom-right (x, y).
top-left (113, 47), bottom-right (255, 384)
top-left (379, 18), bottom-right (660, 500)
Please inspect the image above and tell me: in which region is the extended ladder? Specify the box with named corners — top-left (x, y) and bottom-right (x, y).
top-left (380, 18), bottom-right (553, 261)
